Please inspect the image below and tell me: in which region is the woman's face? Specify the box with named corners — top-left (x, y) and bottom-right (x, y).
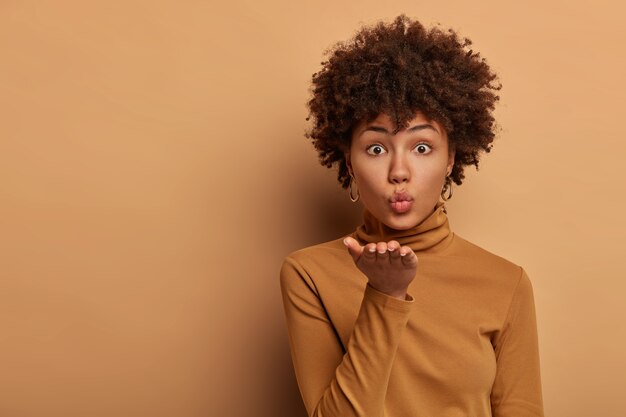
top-left (345, 111), bottom-right (455, 230)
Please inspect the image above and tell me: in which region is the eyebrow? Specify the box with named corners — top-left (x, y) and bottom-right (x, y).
top-left (361, 123), bottom-right (439, 136)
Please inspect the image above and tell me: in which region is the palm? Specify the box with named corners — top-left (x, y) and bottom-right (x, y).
top-left (344, 237), bottom-right (418, 298)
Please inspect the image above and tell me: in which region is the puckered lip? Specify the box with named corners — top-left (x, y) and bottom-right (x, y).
top-left (389, 191), bottom-right (413, 203)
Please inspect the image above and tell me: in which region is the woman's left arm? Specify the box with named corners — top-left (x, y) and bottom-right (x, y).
top-left (490, 267), bottom-right (545, 417)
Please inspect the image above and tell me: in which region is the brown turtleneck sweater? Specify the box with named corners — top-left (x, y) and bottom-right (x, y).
top-left (279, 200), bottom-right (544, 417)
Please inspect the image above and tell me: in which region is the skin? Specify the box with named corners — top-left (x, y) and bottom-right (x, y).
top-left (342, 111), bottom-right (455, 300)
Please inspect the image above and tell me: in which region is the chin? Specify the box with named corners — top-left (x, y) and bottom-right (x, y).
top-left (384, 213), bottom-right (421, 230)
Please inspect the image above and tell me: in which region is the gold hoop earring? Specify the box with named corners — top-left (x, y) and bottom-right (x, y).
top-left (349, 176), bottom-right (360, 203)
top-left (441, 176), bottom-right (453, 201)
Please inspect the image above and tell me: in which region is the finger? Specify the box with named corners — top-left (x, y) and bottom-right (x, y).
top-left (375, 242), bottom-right (391, 262)
top-left (400, 246), bottom-right (418, 266)
top-left (343, 236), bottom-right (363, 262)
top-left (387, 240), bottom-right (401, 261)
top-left (376, 242), bottom-right (388, 253)
top-left (362, 243), bottom-right (377, 260)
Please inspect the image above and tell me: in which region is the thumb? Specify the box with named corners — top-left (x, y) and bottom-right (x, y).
top-left (343, 236), bottom-right (363, 262)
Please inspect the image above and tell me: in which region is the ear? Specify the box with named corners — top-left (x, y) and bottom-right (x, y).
top-left (446, 146), bottom-right (456, 176)
top-left (345, 152), bottom-right (354, 178)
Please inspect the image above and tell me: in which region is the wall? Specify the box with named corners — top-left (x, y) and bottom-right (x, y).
top-left (1, 1), bottom-right (625, 416)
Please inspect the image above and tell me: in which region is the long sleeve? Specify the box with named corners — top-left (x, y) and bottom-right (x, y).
top-left (490, 267), bottom-right (545, 417)
top-left (279, 255), bottom-right (414, 417)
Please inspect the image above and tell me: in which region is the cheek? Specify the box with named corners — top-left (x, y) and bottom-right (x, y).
top-left (352, 169), bottom-right (384, 199)
top-left (352, 156), bottom-right (381, 180)
top-left (354, 172), bottom-right (380, 194)
top-left (414, 162), bottom-right (447, 181)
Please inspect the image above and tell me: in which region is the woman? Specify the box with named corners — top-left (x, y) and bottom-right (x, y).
top-left (279, 14), bottom-right (544, 417)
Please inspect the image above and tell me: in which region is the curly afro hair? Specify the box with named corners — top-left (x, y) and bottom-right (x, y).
top-left (305, 14), bottom-right (502, 189)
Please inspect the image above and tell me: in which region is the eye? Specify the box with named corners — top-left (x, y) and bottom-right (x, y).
top-left (366, 144), bottom-right (386, 155)
top-left (414, 143), bottom-right (432, 154)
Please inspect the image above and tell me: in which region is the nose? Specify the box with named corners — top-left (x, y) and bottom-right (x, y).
top-left (388, 152), bottom-right (410, 184)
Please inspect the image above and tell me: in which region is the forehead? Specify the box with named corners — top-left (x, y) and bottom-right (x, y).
top-left (370, 112), bottom-right (428, 126)
top-left (354, 111), bottom-right (444, 135)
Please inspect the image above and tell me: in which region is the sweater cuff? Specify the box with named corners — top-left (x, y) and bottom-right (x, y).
top-left (364, 283), bottom-right (414, 313)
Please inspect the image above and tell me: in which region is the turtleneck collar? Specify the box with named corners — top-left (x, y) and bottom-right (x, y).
top-left (351, 200), bottom-right (453, 254)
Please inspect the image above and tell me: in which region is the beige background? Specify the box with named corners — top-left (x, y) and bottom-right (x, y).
top-left (1, 1), bottom-right (625, 416)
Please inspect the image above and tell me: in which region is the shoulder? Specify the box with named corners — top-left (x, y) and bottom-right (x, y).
top-left (280, 236), bottom-right (364, 295)
top-left (444, 234), bottom-right (537, 318)
top-left (279, 235), bottom-right (353, 287)
top-left (282, 235), bottom-right (348, 269)
top-left (446, 232), bottom-right (527, 285)
top-left (450, 233), bottom-right (520, 269)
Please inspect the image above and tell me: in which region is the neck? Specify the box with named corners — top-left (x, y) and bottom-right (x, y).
top-left (351, 200), bottom-right (453, 254)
